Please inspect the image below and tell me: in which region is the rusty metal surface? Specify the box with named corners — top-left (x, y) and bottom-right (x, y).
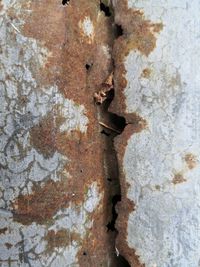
top-left (0, 0), bottom-right (120, 265)
top-left (1, 0), bottom-right (198, 266)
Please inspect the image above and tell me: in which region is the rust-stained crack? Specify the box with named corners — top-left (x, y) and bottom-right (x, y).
top-left (94, 2), bottom-right (131, 265)
top-left (2, 0), bottom-right (159, 265)
top-left (96, 77), bottom-right (130, 266)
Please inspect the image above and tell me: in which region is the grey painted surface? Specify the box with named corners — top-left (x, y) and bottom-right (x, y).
top-left (121, 0), bottom-right (200, 266)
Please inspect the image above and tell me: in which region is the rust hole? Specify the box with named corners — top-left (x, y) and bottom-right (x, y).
top-left (109, 113), bottom-right (127, 134)
top-left (85, 63), bottom-right (92, 70)
top-left (106, 194), bottom-right (121, 232)
top-left (62, 0), bottom-right (70, 6)
top-left (114, 24), bottom-right (123, 38)
top-left (100, 1), bottom-right (111, 17)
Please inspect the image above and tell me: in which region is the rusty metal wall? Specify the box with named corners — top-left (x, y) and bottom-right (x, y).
top-left (1, 0), bottom-right (200, 266)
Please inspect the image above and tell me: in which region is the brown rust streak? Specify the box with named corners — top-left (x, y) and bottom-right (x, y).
top-left (109, 0), bottom-right (163, 117)
top-left (29, 114), bottom-right (58, 159)
top-left (185, 153), bottom-right (197, 170)
top-left (11, 0), bottom-right (118, 265)
top-left (22, 0), bottom-right (114, 104)
top-left (108, 1), bottom-right (162, 264)
top-left (44, 229), bottom-right (80, 253)
top-left (172, 173), bottom-right (186, 185)
top-left (141, 68), bottom-right (152, 78)
top-left (13, 178), bottom-right (70, 224)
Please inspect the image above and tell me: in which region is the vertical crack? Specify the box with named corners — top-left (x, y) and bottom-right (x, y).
top-left (95, 74), bottom-right (130, 266)
top-left (94, 1), bottom-right (131, 260)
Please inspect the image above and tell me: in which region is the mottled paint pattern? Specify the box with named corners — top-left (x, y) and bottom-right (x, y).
top-left (114, 0), bottom-right (200, 266)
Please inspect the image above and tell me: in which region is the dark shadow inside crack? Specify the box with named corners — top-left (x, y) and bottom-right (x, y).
top-left (100, 1), bottom-right (112, 17)
top-left (96, 75), bottom-right (129, 265)
top-left (114, 24), bottom-right (123, 38)
top-left (116, 255), bottom-right (131, 267)
top-left (62, 0), bottom-right (70, 5)
top-left (106, 194), bottom-right (121, 232)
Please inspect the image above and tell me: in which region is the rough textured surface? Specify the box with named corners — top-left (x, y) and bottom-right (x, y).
top-left (0, 0), bottom-right (118, 266)
top-left (1, 0), bottom-right (199, 266)
top-left (113, 0), bottom-right (200, 266)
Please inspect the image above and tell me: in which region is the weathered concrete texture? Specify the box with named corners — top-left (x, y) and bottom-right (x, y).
top-left (113, 0), bottom-right (200, 266)
top-left (0, 0), bottom-right (118, 266)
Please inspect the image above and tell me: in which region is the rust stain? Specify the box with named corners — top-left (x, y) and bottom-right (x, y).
top-left (30, 114), bottom-right (58, 158)
top-left (44, 229), bottom-right (80, 253)
top-left (21, 0), bottom-right (114, 105)
top-left (172, 173), bottom-right (186, 185)
top-left (127, 113), bottom-right (148, 132)
top-left (141, 68), bottom-right (151, 78)
top-left (12, 178), bottom-right (70, 225)
top-left (14, 0), bottom-right (125, 262)
top-left (77, 209), bottom-right (117, 267)
top-left (8, 0), bottom-right (154, 264)
top-left (109, 0), bottom-right (163, 118)
top-left (113, 5), bottom-right (163, 58)
top-left (0, 227), bottom-right (7, 235)
top-left (185, 153), bottom-right (197, 170)
top-left (108, 3), bottom-right (162, 261)
top-left (152, 23), bottom-right (164, 33)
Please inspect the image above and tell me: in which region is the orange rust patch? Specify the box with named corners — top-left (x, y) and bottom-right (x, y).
top-left (185, 153), bottom-right (197, 170)
top-left (0, 227), bottom-right (7, 235)
top-left (30, 114), bottom-right (58, 158)
top-left (127, 113), bottom-right (148, 132)
top-left (9, 0), bottom-right (150, 264)
top-left (172, 173), bottom-right (186, 185)
top-left (20, 0), bottom-right (114, 105)
top-left (12, 178), bottom-right (70, 225)
top-left (152, 23), bottom-right (164, 33)
top-left (141, 68), bottom-right (151, 78)
top-left (109, 1), bottom-right (163, 118)
top-left (44, 229), bottom-right (80, 253)
top-left (113, 4), bottom-right (163, 60)
top-left (5, 243), bottom-right (13, 249)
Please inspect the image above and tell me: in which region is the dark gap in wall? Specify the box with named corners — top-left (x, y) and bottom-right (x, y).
top-left (106, 194), bottom-right (121, 231)
top-left (97, 74), bottom-right (129, 264)
top-left (116, 255), bottom-right (131, 267)
top-left (85, 63), bottom-right (92, 70)
top-left (62, 0), bottom-right (70, 6)
top-left (101, 130), bottom-right (110, 136)
top-left (100, 1), bottom-right (111, 17)
top-left (94, 2), bottom-right (130, 265)
top-left (109, 113), bottom-right (126, 133)
top-left (114, 24), bottom-right (123, 38)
